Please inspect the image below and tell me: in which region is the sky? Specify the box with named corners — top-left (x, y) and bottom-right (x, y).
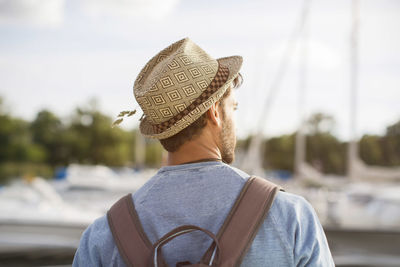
top-left (0, 0), bottom-right (399, 141)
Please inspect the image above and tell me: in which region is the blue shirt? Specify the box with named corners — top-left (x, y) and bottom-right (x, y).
top-left (73, 161), bottom-right (334, 266)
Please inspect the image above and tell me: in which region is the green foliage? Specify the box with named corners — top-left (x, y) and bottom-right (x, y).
top-left (65, 106), bottom-right (136, 166)
top-left (257, 113), bottom-right (400, 175)
top-left (304, 113), bottom-right (346, 174)
top-left (0, 113), bottom-right (46, 164)
top-left (264, 134), bottom-right (295, 171)
top-left (261, 113), bottom-right (346, 174)
top-left (306, 133), bottom-right (346, 174)
top-left (359, 135), bottom-right (383, 165)
top-left (382, 119), bottom-right (400, 166)
top-left (358, 120), bottom-right (400, 167)
top-left (0, 97), bottom-right (160, 183)
top-left (30, 110), bottom-right (63, 165)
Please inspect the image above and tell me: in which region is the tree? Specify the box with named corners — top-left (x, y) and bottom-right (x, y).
top-left (305, 113), bottom-right (345, 174)
top-left (263, 134), bottom-right (295, 171)
top-left (306, 112), bottom-right (335, 135)
top-left (382, 119), bottom-right (400, 166)
top-left (30, 110), bottom-right (63, 166)
top-left (65, 105), bottom-right (136, 166)
top-left (359, 135), bottom-right (383, 165)
top-left (0, 98), bottom-right (49, 183)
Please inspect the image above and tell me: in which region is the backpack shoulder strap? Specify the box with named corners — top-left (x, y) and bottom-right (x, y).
top-left (107, 194), bottom-right (153, 267)
top-left (202, 176), bottom-right (282, 267)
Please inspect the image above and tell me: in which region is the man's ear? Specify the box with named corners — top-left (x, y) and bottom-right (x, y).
top-left (206, 102), bottom-right (222, 127)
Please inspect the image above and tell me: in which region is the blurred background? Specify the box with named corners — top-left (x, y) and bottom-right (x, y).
top-left (0, 0), bottom-right (399, 266)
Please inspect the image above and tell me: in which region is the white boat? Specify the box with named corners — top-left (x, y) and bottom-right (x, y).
top-left (0, 165), bottom-right (155, 264)
top-left (0, 177), bottom-right (101, 264)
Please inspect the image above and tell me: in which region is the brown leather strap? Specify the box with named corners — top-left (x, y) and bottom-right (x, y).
top-left (107, 194), bottom-right (153, 267)
top-left (202, 176), bottom-right (281, 267)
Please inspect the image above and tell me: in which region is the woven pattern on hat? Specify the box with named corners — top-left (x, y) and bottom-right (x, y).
top-left (134, 39), bottom-right (219, 126)
top-left (152, 65), bottom-right (229, 134)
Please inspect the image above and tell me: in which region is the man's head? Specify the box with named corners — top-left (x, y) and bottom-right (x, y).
top-left (160, 73), bottom-right (242, 163)
top-left (118, 38), bottom-right (243, 164)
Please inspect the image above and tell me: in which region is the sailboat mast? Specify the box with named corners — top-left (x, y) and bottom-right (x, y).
top-left (348, 0), bottom-right (360, 180)
top-left (294, 0), bottom-right (310, 178)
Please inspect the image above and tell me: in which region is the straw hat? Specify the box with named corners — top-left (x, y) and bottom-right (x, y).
top-left (116, 38), bottom-right (242, 139)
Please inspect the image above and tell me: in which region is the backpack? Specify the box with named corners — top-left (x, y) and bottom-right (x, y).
top-left (107, 176), bottom-right (282, 267)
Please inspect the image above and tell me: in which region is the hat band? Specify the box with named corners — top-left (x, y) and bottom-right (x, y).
top-left (151, 63), bottom-right (230, 134)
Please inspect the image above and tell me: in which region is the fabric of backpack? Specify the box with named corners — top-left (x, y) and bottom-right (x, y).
top-left (107, 176), bottom-right (282, 267)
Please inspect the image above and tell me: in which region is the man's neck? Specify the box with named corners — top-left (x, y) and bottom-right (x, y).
top-left (166, 131), bottom-right (222, 166)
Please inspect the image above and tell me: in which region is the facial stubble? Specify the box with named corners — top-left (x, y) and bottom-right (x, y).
top-left (220, 111), bottom-right (236, 164)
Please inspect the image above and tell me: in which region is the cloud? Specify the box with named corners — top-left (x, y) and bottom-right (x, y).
top-left (80, 0), bottom-right (180, 21)
top-left (0, 0), bottom-right (65, 27)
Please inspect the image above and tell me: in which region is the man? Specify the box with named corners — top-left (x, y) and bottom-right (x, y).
top-left (73, 38), bottom-right (334, 266)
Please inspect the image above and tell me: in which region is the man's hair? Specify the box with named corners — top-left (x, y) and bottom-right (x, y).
top-left (160, 73), bottom-right (243, 152)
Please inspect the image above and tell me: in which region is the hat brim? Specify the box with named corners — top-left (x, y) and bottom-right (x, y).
top-left (139, 55), bottom-right (243, 139)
